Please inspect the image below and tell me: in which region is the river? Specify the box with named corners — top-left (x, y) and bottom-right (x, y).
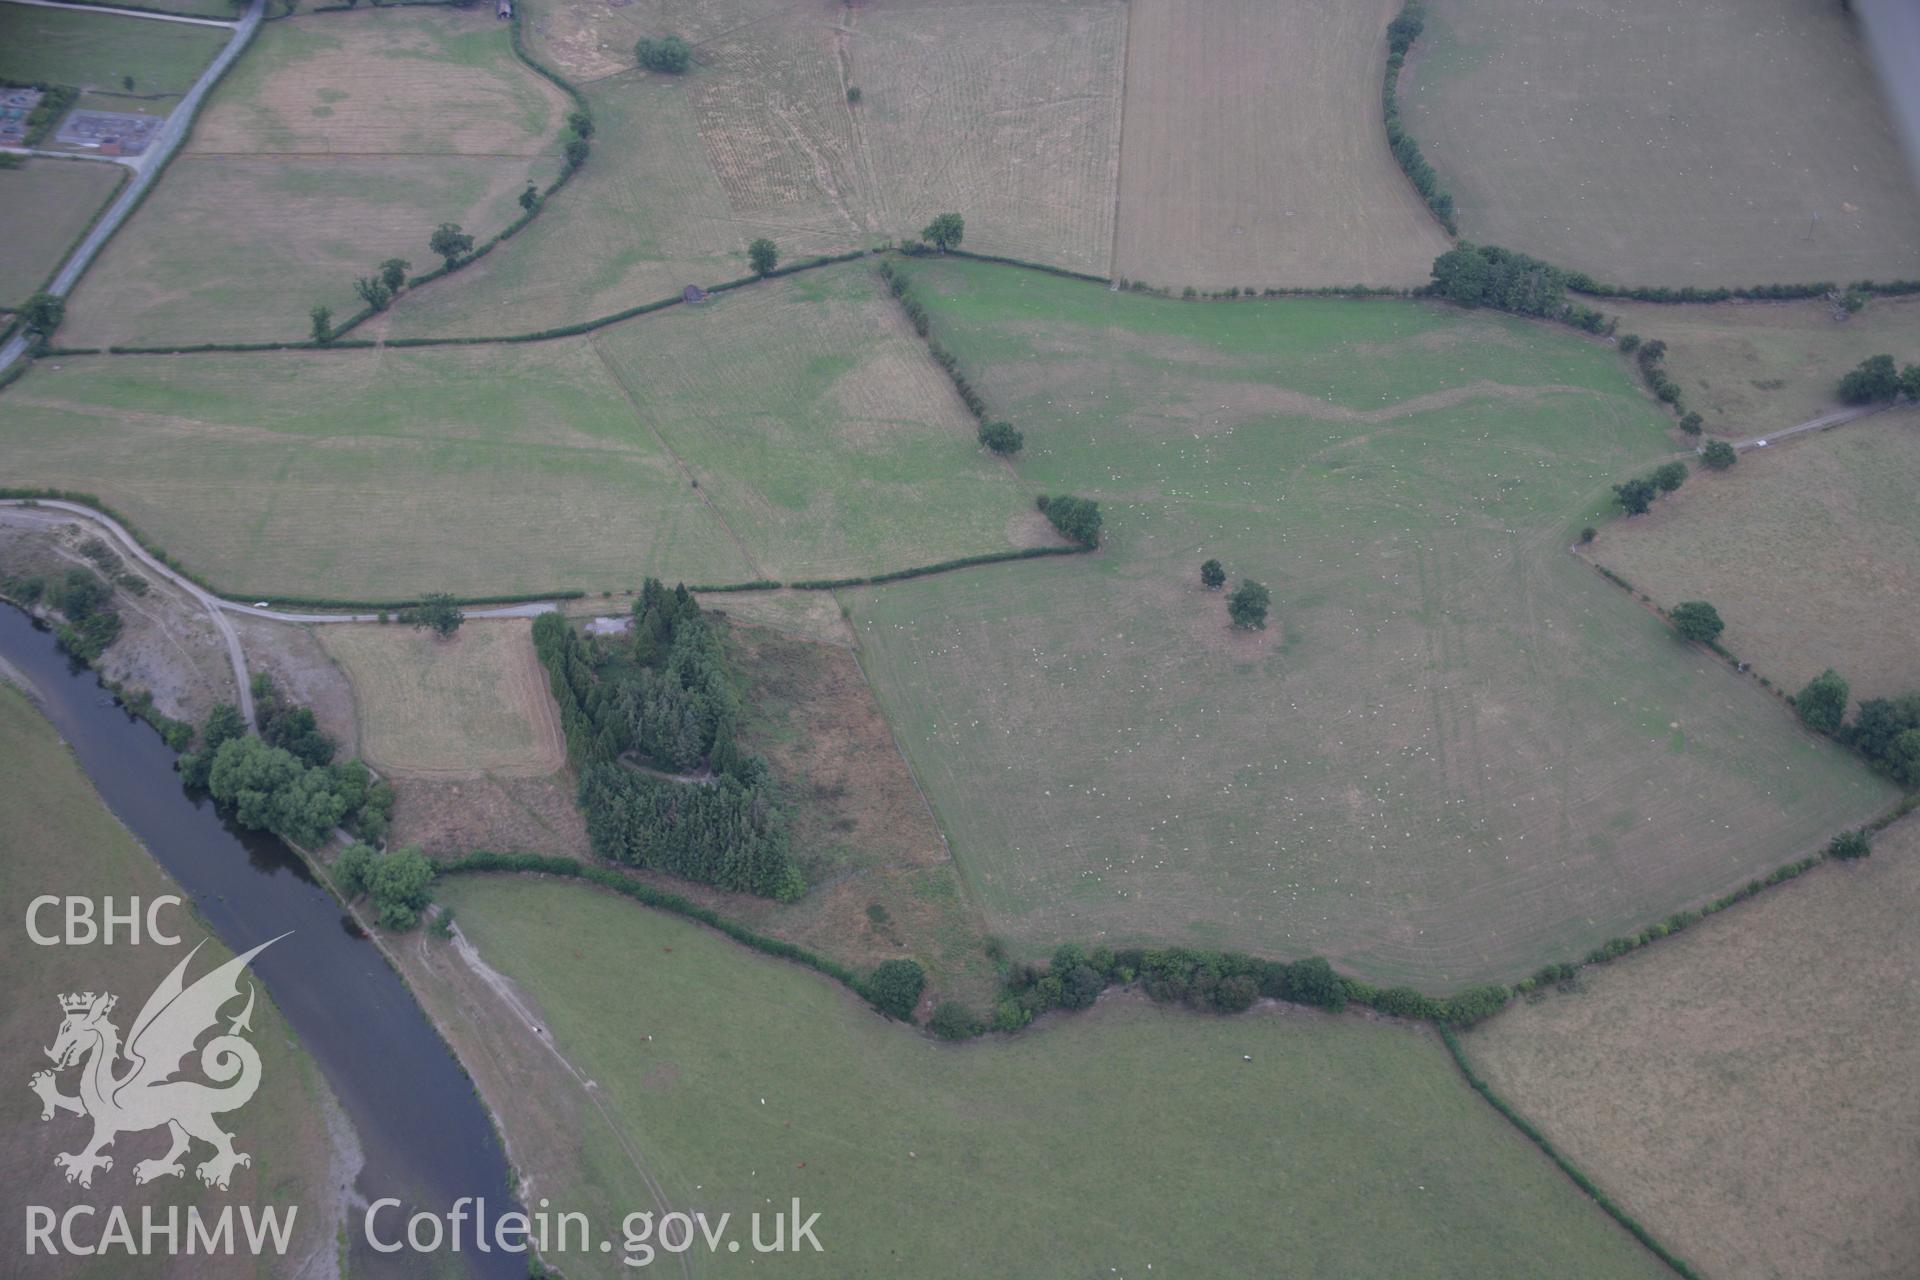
top-left (0, 605), bottom-right (522, 1279)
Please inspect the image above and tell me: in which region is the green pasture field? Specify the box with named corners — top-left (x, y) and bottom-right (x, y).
top-left (0, 2), bottom-right (227, 97)
top-left (4, 265), bottom-right (1041, 595)
top-left (59, 8), bottom-right (566, 347)
top-left (843, 259), bottom-right (1893, 989)
top-left (0, 158), bottom-right (122, 306)
top-left (1592, 416), bottom-right (1920, 701)
top-left (1405, 0), bottom-right (1920, 286)
top-left (0, 341), bottom-right (754, 597)
top-left (0, 684), bottom-right (343, 1276)
top-left (592, 264), bottom-right (1052, 580)
top-left (1464, 815), bottom-right (1920, 1280)
top-left (425, 875), bottom-right (1671, 1279)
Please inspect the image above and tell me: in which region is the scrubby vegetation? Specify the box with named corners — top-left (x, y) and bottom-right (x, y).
top-left (635, 35), bottom-right (691, 74)
top-left (1836, 353), bottom-right (1920, 404)
top-left (179, 689), bottom-right (390, 846)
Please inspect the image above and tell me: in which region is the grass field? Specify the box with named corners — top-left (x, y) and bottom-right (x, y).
top-left (1112, 0), bottom-right (1449, 290)
top-left (591, 264), bottom-right (1054, 580)
top-left (0, 341), bottom-right (755, 596)
top-left (318, 619), bottom-right (566, 777)
top-left (6, 265), bottom-right (1043, 595)
top-left (0, 683), bottom-right (344, 1277)
top-left (0, 2), bottom-right (227, 97)
top-left (61, 8), bottom-right (566, 346)
top-left (1591, 415), bottom-right (1920, 700)
top-left (1605, 293), bottom-right (1920, 439)
top-left (1405, 0), bottom-right (1920, 286)
top-left (0, 158), bottom-right (122, 306)
top-left (842, 258), bottom-right (1893, 989)
top-left (1464, 815), bottom-right (1920, 1280)
top-left (406, 874), bottom-right (1672, 1278)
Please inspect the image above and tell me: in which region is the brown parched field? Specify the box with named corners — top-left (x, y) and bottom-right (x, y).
top-left (1589, 413), bottom-right (1920, 701)
top-left (318, 619), bottom-right (566, 778)
top-left (62, 8), bottom-right (568, 346)
top-left (1405, 0), bottom-right (1920, 286)
top-left (1112, 0), bottom-right (1450, 290)
top-left (1463, 815), bottom-right (1920, 1280)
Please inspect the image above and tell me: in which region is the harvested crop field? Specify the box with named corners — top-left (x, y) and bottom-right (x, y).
top-left (845, 259), bottom-right (1894, 988)
top-left (1463, 815), bottom-right (1920, 1280)
top-left (0, 2), bottom-right (227, 96)
top-left (0, 158), bottom-right (121, 306)
top-left (61, 8), bottom-right (565, 346)
top-left (1111, 0), bottom-right (1449, 290)
top-left (319, 619), bottom-right (565, 778)
top-left (1405, 0), bottom-right (1920, 286)
top-left (1603, 293), bottom-right (1920, 439)
top-left (406, 874), bottom-right (1672, 1278)
top-left (1590, 413), bottom-right (1920, 700)
top-left (840, 0), bottom-right (1125, 275)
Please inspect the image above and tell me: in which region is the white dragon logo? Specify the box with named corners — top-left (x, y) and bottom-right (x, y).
top-left (29, 935), bottom-right (284, 1191)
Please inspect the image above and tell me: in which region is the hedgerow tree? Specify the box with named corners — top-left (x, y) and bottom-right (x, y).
top-left (567, 110), bottom-right (593, 139)
top-left (864, 958), bottom-right (925, 1020)
top-left (977, 420), bottom-right (1022, 454)
top-left (928, 1002), bottom-right (980, 1040)
top-left (1200, 558), bottom-right (1225, 589)
top-left (309, 305), bottom-right (332, 344)
top-left (429, 222), bottom-right (474, 269)
top-left (1678, 411), bottom-right (1703, 435)
top-left (1613, 475), bottom-right (1656, 515)
top-left (1429, 243), bottom-right (1566, 316)
top-left (379, 257), bottom-right (409, 293)
top-left (403, 593), bottom-right (462, 639)
top-left (1652, 460), bottom-right (1688, 492)
top-left (20, 291), bottom-right (63, 336)
top-left (1837, 353), bottom-right (1900, 404)
top-left (1669, 600), bottom-right (1723, 645)
top-left (1227, 580), bottom-right (1270, 629)
top-left (354, 276), bottom-right (392, 311)
top-left (636, 35), bottom-right (690, 73)
top-left (1282, 956), bottom-right (1346, 1011)
top-left (519, 182), bottom-right (539, 212)
top-left (1794, 668), bottom-right (1850, 735)
top-left (1701, 439), bottom-right (1736, 469)
top-left (922, 212), bottom-right (965, 252)
top-left (1036, 494), bottom-right (1101, 546)
top-left (564, 137), bottom-right (589, 171)
top-left (748, 237), bottom-right (778, 276)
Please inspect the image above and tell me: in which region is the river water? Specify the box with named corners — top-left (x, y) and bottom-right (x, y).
top-left (1, 605), bottom-right (522, 1279)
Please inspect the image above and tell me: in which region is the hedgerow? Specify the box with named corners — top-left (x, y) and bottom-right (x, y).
top-left (1381, 4), bottom-right (1457, 234)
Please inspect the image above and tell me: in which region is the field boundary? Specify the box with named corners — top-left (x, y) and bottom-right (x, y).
top-left (1439, 1027), bottom-right (1700, 1279)
top-left (15, 154), bottom-right (130, 305)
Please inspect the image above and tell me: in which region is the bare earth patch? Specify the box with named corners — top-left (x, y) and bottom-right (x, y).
top-left (1464, 816), bottom-right (1920, 1280)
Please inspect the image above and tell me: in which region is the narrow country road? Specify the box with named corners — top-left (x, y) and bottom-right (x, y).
top-left (0, 0), bottom-right (263, 374)
top-left (0, 498), bottom-right (260, 728)
top-left (0, 499), bottom-right (563, 728)
top-left (1, 0), bottom-right (239, 28)
top-left (1726, 399), bottom-right (1908, 452)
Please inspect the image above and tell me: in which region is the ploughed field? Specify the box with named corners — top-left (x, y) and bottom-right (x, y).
top-left (843, 259), bottom-right (1894, 989)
